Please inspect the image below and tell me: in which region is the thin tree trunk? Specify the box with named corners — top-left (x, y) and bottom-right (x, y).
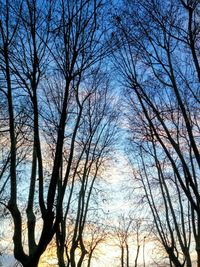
top-left (134, 245), bottom-right (140, 267)
top-left (121, 246), bottom-right (124, 267)
top-left (126, 243), bottom-right (129, 267)
top-left (87, 252), bottom-right (93, 267)
top-left (70, 244), bottom-right (77, 267)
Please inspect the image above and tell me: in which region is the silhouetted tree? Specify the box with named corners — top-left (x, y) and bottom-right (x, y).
top-left (112, 0), bottom-right (200, 265)
top-left (0, 0), bottom-right (111, 266)
top-left (55, 73), bottom-right (118, 267)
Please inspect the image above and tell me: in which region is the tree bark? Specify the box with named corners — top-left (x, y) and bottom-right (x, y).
top-left (126, 243), bottom-right (129, 267)
top-left (121, 246), bottom-right (124, 267)
top-left (197, 249), bottom-right (200, 267)
top-left (134, 245), bottom-right (140, 267)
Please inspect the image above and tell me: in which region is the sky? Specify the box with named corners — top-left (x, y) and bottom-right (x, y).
top-left (0, 153), bottom-right (158, 267)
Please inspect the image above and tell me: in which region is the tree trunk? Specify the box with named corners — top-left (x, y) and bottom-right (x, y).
top-left (70, 244), bottom-right (77, 267)
top-left (185, 251), bottom-right (192, 267)
top-left (121, 246), bottom-right (124, 267)
top-left (126, 243), bottom-right (129, 267)
top-left (167, 249), bottom-right (183, 267)
top-left (197, 249), bottom-right (200, 267)
top-left (23, 262), bottom-right (39, 267)
top-left (134, 245), bottom-right (140, 267)
top-left (21, 256), bottom-right (40, 267)
top-left (87, 253), bottom-right (92, 267)
top-left (57, 245), bottom-right (65, 267)
top-left (77, 237), bottom-right (87, 267)
top-left (77, 250), bottom-right (87, 267)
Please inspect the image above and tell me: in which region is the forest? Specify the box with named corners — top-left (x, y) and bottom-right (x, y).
top-left (0, 0), bottom-right (200, 266)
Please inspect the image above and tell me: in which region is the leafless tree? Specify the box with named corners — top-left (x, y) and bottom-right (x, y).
top-left (84, 221), bottom-right (108, 267)
top-left (0, 0), bottom-right (112, 266)
top-left (111, 0), bottom-right (200, 265)
top-left (54, 73), bottom-right (118, 267)
top-left (112, 214), bottom-right (133, 267)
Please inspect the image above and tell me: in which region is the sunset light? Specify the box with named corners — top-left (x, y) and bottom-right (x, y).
top-left (0, 0), bottom-right (200, 266)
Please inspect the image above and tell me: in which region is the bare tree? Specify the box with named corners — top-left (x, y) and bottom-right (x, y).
top-left (111, 0), bottom-right (200, 265)
top-left (54, 73), bottom-right (118, 267)
top-left (84, 221), bottom-right (108, 267)
top-left (112, 214), bottom-right (133, 267)
top-left (0, 0), bottom-right (111, 266)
